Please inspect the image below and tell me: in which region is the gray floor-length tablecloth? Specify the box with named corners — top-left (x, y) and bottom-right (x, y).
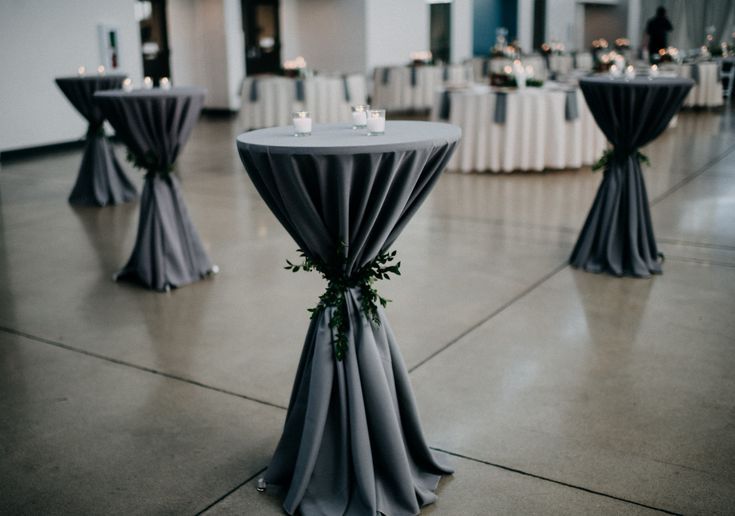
top-left (55, 75), bottom-right (137, 206)
top-left (571, 77), bottom-right (694, 277)
top-left (237, 122), bottom-right (461, 516)
top-left (94, 88), bottom-right (214, 291)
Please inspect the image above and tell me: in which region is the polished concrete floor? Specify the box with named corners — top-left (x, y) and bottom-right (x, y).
top-left (1, 105), bottom-right (734, 515)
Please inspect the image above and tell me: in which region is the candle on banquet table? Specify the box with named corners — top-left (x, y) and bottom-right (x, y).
top-left (292, 111), bottom-right (312, 136)
top-left (513, 59), bottom-right (526, 88)
top-left (366, 109), bottom-right (385, 136)
top-left (122, 78), bottom-right (133, 92)
top-left (503, 65), bottom-right (512, 75)
top-left (143, 76), bottom-right (153, 89)
top-left (97, 65), bottom-right (105, 75)
top-left (625, 65), bottom-right (635, 80)
top-left (159, 77), bottom-right (171, 90)
top-left (649, 64), bottom-right (659, 78)
top-left (351, 104), bottom-right (369, 129)
top-left (609, 64), bottom-right (621, 77)
top-left (77, 66), bottom-right (86, 76)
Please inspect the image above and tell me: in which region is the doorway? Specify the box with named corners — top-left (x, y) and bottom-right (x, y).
top-left (136, 0), bottom-right (171, 84)
top-left (430, 2), bottom-right (452, 63)
top-left (242, 0), bottom-right (282, 75)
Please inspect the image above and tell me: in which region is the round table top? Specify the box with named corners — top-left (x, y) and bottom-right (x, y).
top-left (55, 74), bottom-right (128, 83)
top-left (237, 121), bottom-right (461, 155)
top-left (580, 76), bottom-right (695, 89)
top-left (94, 87), bottom-right (206, 100)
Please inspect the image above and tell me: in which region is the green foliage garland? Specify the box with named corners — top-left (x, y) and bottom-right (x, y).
top-left (126, 149), bottom-right (174, 176)
top-left (285, 243), bottom-right (401, 361)
top-left (592, 149), bottom-right (650, 172)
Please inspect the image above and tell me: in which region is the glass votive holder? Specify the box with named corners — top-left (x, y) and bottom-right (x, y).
top-left (351, 104), bottom-right (370, 129)
top-left (292, 111), bottom-right (312, 136)
top-left (97, 65), bottom-right (105, 75)
top-left (159, 77), bottom-right (171, 90)
top-left (649, 64), bottom-right (659, 79)
top-left (77, 66), bottom-right (86, 77)
top-left (366, 109), bottom-right (386, 136)
top-left (122, 78), bottom-right (133, 92)
top-left (143, 76), bottom-right (153, 89)
top-left (624, 65), bottom-right (636, 80)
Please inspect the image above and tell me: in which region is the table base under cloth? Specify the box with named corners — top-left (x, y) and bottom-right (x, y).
top-left (68, 132), bottom-right (137, 206)
top-left (115, 174), bottom-right (213, 292)
top-left (432, 86), bottom-right (606, 173)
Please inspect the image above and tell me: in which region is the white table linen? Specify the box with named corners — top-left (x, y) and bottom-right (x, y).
top-left (371, 64), bottom-right (473, 111)
top-left (239, 74), bottom-right (367, 129)
top-left (678, 62), bottom-right (724, 108)
top-left (431, 85), bottom-right (607, 173)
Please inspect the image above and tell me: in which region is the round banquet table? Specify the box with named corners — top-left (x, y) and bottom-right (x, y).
top-left (678, 62), bottom-right (724, 108)
top-left (239, 74), bottom-right (367, 130)
top-left (371, 63), bottom-right (473, 111)
top-left (94, 87), bottom-right (215, 291)
top-left (571, 76), bottom-right (694, 277)
top-left (431, 84), bottom-right (606, 172)
top-left (55, 75), bottom-right (137, 206)
top-left (236, 121), bottom-right (460, 516)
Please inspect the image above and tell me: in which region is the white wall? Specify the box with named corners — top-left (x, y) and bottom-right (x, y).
top-left (285, 0), bottom-right (367, 73)
top-left (167, 0), bottom-right (244, 110)
top-left (0, 0), bottom-right (143, 152)
top-left (518, 0), bottom-right (534, 51)
top-left (365, 0), bottom-right (429, 70)
top-left (545, 0), bottom-right (578, 49)
top-left (451, 0), bottom-right (473, 63)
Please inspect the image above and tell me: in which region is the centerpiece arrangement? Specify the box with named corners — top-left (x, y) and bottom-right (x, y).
top-left (491, 60), bottom-right (543, 88)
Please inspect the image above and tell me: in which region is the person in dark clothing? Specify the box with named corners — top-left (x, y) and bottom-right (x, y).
top-left (645, 7), bottom-right (673, 61)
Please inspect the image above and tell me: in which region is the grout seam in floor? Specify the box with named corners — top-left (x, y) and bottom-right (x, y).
top-left (0, 325), bottom-right (288, 411)
top-left (430, 447), bottom-right (684, 516)
top-left (408, 261), bottom-right (569, 373)
top-left (650, 143), bottom-right (735, 206)
top-left (193, 466), bottom-right (267, 515)
top-left (664, 254), bottom-right (735, 269)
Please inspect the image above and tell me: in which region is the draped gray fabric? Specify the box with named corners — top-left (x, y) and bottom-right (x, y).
top-left (55, 75), bottom-right (137, 206)
top-left (116, 174), bottom-right (213, 291)
top-left (237, 122), bottom-right (460, 516)
top-left (94, 88), bottom-right (214, 291)
top-left (564, 90), bottom-right (579, 121)
top-left (571, 77), bottom-right (693, 277)
top-left (494, 92), bottom-right (507, 124)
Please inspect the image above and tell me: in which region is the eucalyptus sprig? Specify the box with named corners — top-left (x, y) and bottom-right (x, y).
top-left (592, 149), bottom-right (650, 172)
top-left (285, 243), bottom-right (401, 361)
top-left (126, 149), bottom-right (174, 176)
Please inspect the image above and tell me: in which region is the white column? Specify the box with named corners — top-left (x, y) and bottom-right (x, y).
top-left (627, 0), bottom-right (642, 49)
top-left (518, 0), bottom-right (534, 51)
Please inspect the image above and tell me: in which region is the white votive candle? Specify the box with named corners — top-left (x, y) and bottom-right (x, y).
top-left (366, 109), bottom-right (385, 135)
top-left (293, 111), bottom-right (312, 136)
top-left (351, 104), bottom-right (369, 129)
top-left (159, 77), bottom-right (171, 90)
top-left (625, 65), bottom-right (636, 80)
top-left (609, 64), bottom-right (621, 77)
top-left (122, 78), bottom-right (133, 92)
top-left (97, 65), bottom-right (105, 75)
top-left (77, 66), bottom-right (86, 76)
top-left (143, 76), bottom-right (153, 89)
top-left (650, 64), bottom-right (659, 78)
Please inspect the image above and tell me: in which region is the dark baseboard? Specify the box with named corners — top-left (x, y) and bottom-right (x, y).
top-left (0, 139), bottom-right (86, 163)
top-left (202, 108), bottom-right (238, 118)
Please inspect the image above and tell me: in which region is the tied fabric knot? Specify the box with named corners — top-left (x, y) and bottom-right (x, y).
top-left (249, 78), bottom-right (259, 102)
top-left (439, 90), bottom-right (451, 120)
top-left (87, 122), bottom-right (105, 138)
top-left (295, 79), bottom-right (305, 102)
top-left (565, 90), bottom-right (579, 121)
top-left (342, 75), bottom-right (351, 102)
top-left (690, 63), bottom-right (700, 84)
top-left (285, 245), bottom-right (401, 361)
top-left (126, 149), bottom-right (174, 177)
top-left (494, 91), bottom-right (507, 124)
